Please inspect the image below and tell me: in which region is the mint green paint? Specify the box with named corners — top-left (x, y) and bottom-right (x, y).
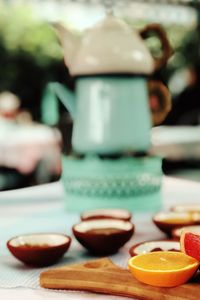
top-left (73, 77), bottom-right (151, 154)
top-left (41, 82), bottom-right (75, 125)
top-left (41, 77), bottom-right (152, 154)
top-left (61, 155), bottom-right (162, 212)
top-left (62, 192), bottom-right (162, 212)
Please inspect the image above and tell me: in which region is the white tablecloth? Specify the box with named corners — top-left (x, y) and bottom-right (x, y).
top-left (0, 119), bottom-right (61, 174)
top-left (152, 126), bottom-right (200, 160)
top-left (1, 177), bottom-right (200, 299)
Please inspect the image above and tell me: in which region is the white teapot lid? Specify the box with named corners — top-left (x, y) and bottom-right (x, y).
top-left (71, 15), bottom-right (155, 76)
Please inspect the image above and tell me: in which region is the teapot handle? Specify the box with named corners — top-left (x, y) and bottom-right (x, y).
top-left (140, 24), bottom-right (173, 70)
top-left (148, 80), bottom-right (171, 125)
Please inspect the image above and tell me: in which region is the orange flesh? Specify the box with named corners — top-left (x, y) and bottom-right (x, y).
top-left (133, 252), bottom-right (196, 270)
top-left (128, 251), bottom-right (199, 287)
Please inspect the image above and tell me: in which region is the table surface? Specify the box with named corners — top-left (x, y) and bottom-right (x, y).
top-left (1, 176), bottom-right (200, 300)
top-left (151, 126), bottom-right (200, 160)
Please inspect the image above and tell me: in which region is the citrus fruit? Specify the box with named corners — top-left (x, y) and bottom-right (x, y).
top-left (181, 230), bottom-right (200, 261)
top-left (128, 251), bottom-right (199, 287)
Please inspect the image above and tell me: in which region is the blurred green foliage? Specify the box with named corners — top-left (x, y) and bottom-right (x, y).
top-left (0, 3), bottom-right (68, 120)
top-left (0, 4), bottom-right (62, 64)
top-left (0, 3), bottom-right (199, 120)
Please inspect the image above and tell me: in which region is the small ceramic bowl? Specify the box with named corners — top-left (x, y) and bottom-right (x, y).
top-left (129, 240), bottom-right (180, 256)
top-left (172, 225), bottom-right (200, 240)
top-left (171, 204), bottom-right (200, 213)
top-left (7, 233), bottom-right (71, 267)
top-left (73, 219), bottom-right (134, 255)
top-left (81, 208), bottom-right (132, 222)
top-left (153, 211), bottom-right (196, 236)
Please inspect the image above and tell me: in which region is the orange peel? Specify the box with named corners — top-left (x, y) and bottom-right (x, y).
top-left (128, 251), bottom-right (199, 287)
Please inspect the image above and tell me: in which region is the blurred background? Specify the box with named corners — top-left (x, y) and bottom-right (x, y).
top-left (1, 0), bottom-right (200, 191)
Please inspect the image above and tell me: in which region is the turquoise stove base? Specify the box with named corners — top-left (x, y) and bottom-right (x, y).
top-left (61, 155), bottom-right (162, 212)
top-left (62, 191), bottom-right (162, 212)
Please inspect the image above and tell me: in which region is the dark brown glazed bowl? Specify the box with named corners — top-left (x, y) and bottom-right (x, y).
top-left (7, 233), bottom-right (71, 267)
top-left (129, 239), bottom-right (180, 257)
top-left (81, 208), bottom-right (132, 222)
top-left (172, 225), bottom-right (200, 240)
top-left (73, 219), bottom-right (134, 255)
top-left (171, 204), bottom-right (200, 214)
top-left (153, 211), bottom-right (196, 236)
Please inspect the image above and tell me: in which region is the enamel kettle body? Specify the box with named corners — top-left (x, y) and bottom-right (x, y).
top-left (74, 76), bottom-right (151, 154)
top-left (50, 15), bottom-right (172, 155)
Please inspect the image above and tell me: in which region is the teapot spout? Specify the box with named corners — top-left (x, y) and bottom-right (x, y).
top-left (41, 82), bottom-right (76, 126)
top-left (53, 23), bottom-right (80, 69)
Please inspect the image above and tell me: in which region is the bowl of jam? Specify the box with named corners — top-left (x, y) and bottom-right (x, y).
top-left (171, 204), bottom-right (200, 214)
top-left (172, 225), bottom-right (200, 240)
top-left (153, 211), bottom-right (196, 236)
top-left (81, 208), bottom-right (132, 222)
top-left (73, 219), bottom-right (134, 255)
top-left (129, 240), bottom-right (180, 256)
top-left (7, 233), bottom-right (71, 267)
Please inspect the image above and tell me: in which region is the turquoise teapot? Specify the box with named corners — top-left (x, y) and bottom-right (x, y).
top-left (43, 15), bottom-right (172, 155)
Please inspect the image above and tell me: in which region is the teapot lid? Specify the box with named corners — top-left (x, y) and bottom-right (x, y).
top-left (70, 15), bottom-right (155, 76)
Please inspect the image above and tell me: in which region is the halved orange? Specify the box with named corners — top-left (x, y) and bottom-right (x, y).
top-left (128, 251), bottom-right (199, 287)
top-left (181, 230), bottom-right (200, 261)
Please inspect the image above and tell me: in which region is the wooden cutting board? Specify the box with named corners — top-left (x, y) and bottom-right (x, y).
top-left (40, 257), bottom-right (200, 300)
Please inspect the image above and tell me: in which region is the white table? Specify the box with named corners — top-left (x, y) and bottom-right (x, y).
top-left (1, 177), bottom-right (200, 299)
top-left (152, 126), bottom-right (200, 160)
